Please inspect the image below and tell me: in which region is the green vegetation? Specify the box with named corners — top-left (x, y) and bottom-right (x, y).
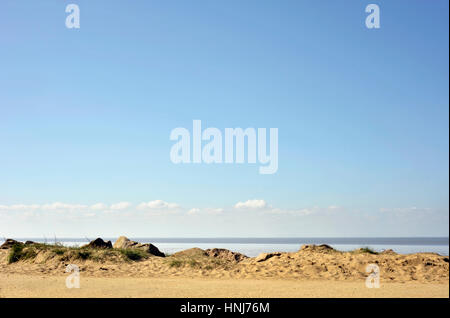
top-left (21, 247), bottom-right (37, 260)
top-left (75, 250), bottom-right (91, 260)
top-left (360, 247), bottom-right (378, 254)
top-left (53, 248), bottom-right (65, 255)
top-left (168, 259), bottom-right (183, 268)
top-left (188, 259), bottom-right (200, 268)
top-left (5, 242), bottom-right (151, 264)
top-left (5, 242), bottom-right (231, 270)
top-left (7, 243), bottom-right (39, 264)
top-left (165, 254), bottom-right (227, 270)
top-left (120, 248), bottom-right (147, 261)
top-left (353, 247), bottom-right (379, 255)
top-left (7, 243), bottom-right (24, 264)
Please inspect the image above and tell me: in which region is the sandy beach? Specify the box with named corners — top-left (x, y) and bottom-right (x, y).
top-left (0, 239), bottom-right (448, 298)
top-left (1, 274), bottom-right (448, 298)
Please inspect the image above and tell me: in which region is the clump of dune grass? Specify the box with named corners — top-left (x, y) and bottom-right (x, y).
top-left (167, 259), bottom-right (200, 268)
top-left (74, 250), bottom-right (92, 260)
top-left (52, 247), bottom-right (65, 255)
top-left (168, 259), bottom-right (183, 268)
top-left (21, 247), bottom-right (37, 260)
top-left (5, 242), bottom-right (125, 263)
top-left (354, 247), bottom-right (379, 255)
top-left (188, 259), bottom-right (200, 268)
top-left (119, 248), bottom-right (147, 261)
top-left (7, 243), bottom-right (24, 264)
top-left (165, 253), bottom-right (229, 270)
top-left (7, 243), bottom-right (38, 264)
top-left (5, 242), bottom-right (160, 264)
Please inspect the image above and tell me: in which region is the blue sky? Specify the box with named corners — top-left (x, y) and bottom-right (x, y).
top-left (0, 1), bottom-right (448, 237)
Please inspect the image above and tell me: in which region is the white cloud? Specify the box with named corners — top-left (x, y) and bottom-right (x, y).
top-left (90, 203), bottom-right (108, 210)
top-left (40, 202), bottom-right (88, 210)
top-left (187, 208), bottom-right (200, 215)
top-left (186, 207), bottom-right (223, 215)
top-left (137, 200), bottom-right (180, 210)
top-left (234, 199), bottom-right (268, 210)
top-left (9, 204), bottom-right (41, 210)
top-left (110, 202), bottom-right (132, 210)
top-left (266, 207), bottom-right (315, 216)
top-left (379, 207), bottom-right (431, 214)
top-left (1, 200), bottom-right (433, 223)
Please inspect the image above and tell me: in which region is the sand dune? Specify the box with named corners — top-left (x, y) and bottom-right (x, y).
top-left (0, 242), bottom-right (448, 297)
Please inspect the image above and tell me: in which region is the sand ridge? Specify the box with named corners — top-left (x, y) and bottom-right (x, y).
top-left (0, 244), bottom-right (448, 284)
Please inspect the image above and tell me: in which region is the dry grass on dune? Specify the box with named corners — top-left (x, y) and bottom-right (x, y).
top-left (0, 242), bottom-right (448, 284)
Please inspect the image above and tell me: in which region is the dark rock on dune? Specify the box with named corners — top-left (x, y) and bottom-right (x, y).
top-left (205, 248), bottom-right (248, 262)
top-left (146, 244), bottom-right (165, 257)
top-left (25, 241), bottom-right (35, 245)
top-left (173, 248), bottom-right (247, 262)
top-left (299, 244), bottom-right (335, 253)
top-left (0, 239), bottom-right (22, 249)
top-left (113, 236), bottom-right (165, 257)
top-left (83, 238), bottom-right (113, 249)
top-left (172, 248), bottom-right (208, 258)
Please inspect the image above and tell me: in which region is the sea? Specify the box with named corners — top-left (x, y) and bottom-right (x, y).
top-left (2, 237), bottom-right (448, 257)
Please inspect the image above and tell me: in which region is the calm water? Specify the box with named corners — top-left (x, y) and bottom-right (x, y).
top-left (4, 237), bottom-right (448, 257)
